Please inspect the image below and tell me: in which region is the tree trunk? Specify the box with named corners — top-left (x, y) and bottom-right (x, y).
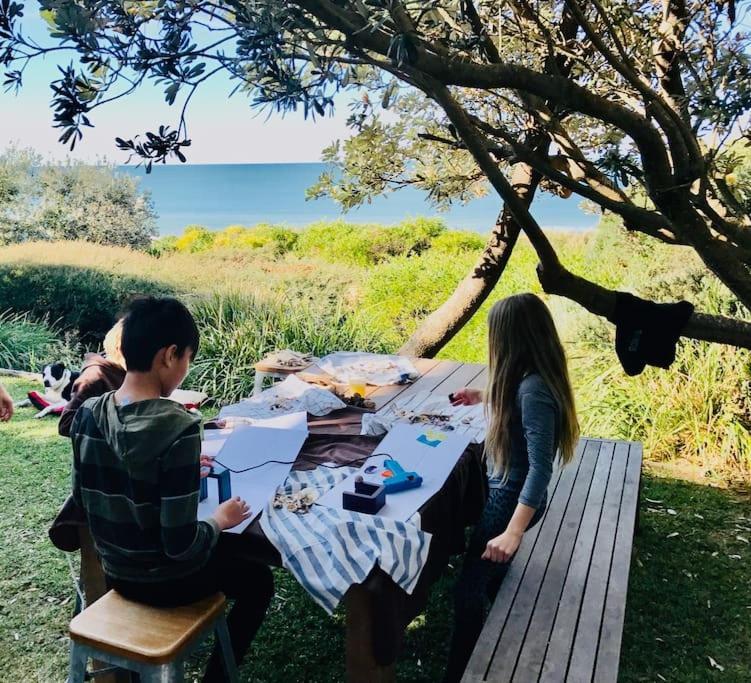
top-left (398, 161), bottom-right (539, 358)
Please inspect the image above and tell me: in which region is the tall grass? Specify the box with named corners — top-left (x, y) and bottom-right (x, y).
top-left (187, 294), bottom-right (393, 402)
top-left (0, 311), bottom-right (79, 371)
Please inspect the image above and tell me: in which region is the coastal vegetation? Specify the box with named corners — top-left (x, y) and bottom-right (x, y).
top-left (1, 216), bottom-right (748, 481)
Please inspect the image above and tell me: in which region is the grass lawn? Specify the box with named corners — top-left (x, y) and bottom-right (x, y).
top-left (1, 377), bottom-right (749, 682)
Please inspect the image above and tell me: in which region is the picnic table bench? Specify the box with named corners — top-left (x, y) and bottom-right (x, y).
top-left (462, 437), bottom-right (642, 683)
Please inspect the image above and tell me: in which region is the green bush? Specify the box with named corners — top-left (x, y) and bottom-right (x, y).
top-left (431, 230), bottom-right (486, 255)
top-left (0, 147), bottom-right (157, 249)
top-left (187, 293), bottom-right (392, 402)
top-left (211, 224), bottom-right (299, 256)
top-left (293, 217), bottom-right (446, 265)
top-left (174, 225), bottom-right (216, 253)
top-left (0, 263), bottom-right (174, 343)
top-left (0, 310), bottom-right (79, 371)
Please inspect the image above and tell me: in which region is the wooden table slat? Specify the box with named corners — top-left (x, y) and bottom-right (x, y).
top-left (431, 362), bottom-right (486, 396)
top-left (565, 442), bottom-right (630, 682)
top-left (593, 442), bottom-right (642, 683)
top-left (513, 440), bottom-right (616, 682)
top-left (536, 441), bottom-right (617, 683)
top-left (484, 440), bottom-right (601, 683)
top-left (365, 357), bottom-right (441, 409)
top-left (462, 439), bottom-right (589, 681)
top-left (372, 360), bottom-right (462, 411)
top-left (467, 367), bottom-right (489, 390)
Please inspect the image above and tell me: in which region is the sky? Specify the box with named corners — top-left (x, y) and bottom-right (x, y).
top-left (0, 2), bottom-right (353, 164)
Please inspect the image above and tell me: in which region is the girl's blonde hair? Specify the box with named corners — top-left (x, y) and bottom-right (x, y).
top-left (103, 319), bottom-right (126, 370)
top-left (484, 293), bottom-right (579, 478)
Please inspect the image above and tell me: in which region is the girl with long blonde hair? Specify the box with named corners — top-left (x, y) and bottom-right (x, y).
top-left (443, 293), bottom-right (579, 682)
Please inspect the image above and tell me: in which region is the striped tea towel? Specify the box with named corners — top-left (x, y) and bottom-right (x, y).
top-left (260, 466), bottom-right (432, 614)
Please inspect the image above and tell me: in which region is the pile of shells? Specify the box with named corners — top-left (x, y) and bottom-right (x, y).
top-left (272, 487), bottom-right (319, 514)
top-left (393, 409), bottom-right (456, 430)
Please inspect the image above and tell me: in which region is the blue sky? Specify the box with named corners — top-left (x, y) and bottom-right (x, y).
top-left (0, 2), bottom-right (353, 164)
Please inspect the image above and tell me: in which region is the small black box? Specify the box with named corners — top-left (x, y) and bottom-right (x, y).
top-left (342, 479), bottom-right (386, 515)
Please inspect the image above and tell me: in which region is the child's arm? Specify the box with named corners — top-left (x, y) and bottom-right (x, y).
top-left (482, 503), bottom-right (536, 563)
top-left (516, 379), bottom-right (557, 511)
top-left (159, 423), bottom-right (221, 562)
top-left (484, 379), bottom-right (557, 563)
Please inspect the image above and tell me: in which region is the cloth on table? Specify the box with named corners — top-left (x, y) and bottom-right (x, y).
top-left (219, 374), bottom-right (346, 419)
top-left (260, 465), bottom-right (431, 614)
top-left (317, 352), bottom-right (419, 386)
top-left (362, 391), bottom-right (487, 443)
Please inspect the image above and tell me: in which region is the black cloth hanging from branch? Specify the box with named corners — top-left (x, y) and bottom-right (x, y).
top-left (607, 292), bottom-right (694, 376)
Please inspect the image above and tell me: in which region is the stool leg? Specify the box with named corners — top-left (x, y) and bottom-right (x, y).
top-left (138, 662), bottom-right (184, 682)
top-left (67, 642), bottom-right (88, 683)
top-left (214, 615), bottom-right (239, 683)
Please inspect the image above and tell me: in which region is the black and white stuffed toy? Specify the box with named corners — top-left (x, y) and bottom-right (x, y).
top-left (15, 362), bottom-right (80, 418)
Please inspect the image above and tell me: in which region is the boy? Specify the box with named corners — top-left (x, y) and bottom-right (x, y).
top-left (70, 297), bottom-right (273, 682)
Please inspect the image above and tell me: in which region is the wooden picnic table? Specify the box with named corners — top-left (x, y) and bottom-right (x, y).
top-left (67, 357), bottom-right (490, 683)
top-left (245, 357), bottom-right (491, 682)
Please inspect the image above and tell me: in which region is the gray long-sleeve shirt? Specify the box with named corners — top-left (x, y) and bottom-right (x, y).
top-left (488, 373), bottom-right (560, 509)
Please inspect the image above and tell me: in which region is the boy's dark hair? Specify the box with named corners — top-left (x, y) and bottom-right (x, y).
top-left (120, 297), bottom-right (199, 372)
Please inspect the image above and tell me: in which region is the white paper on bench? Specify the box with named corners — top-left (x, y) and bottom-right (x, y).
top-left (316, 423), bottom-right (471, 523)
top-left (197, 419), bottom-right (308, 533)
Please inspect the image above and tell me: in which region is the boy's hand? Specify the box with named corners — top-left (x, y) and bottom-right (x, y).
top-left (0, 385), bottom-right (14, 422)
top-left (213, 496), bottom-right (251, 530)
top-left (449, 388), bottom-right (483, 406)
top-left (199, 454), bottom-right (214, 478)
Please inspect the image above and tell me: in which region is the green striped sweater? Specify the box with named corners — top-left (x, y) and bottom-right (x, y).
top-left (70, 391), bottom-right (219, 582)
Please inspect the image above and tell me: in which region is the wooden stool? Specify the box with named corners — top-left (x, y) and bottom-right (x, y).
top-left (67, 590), bottom-right (238, 683)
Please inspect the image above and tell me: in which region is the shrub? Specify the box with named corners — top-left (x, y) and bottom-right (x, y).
top-left (211, 224), bottom-right (299, 255)
top-left (187, 293), bottom-right (392, 402)
top-left (0, 310), bottom-right (79, 371)
top-left (431, 230), bottom-right (486, 255)
top-left (293, 217), bottom-right (447, 265)
top-left (174, 225), bottom-right (216, 253)
top-left (148, 235), bottom-right (179, 257)
top-left (0, 261), bottom-right (174, 343)
top-left (0, 147), bottom-right (157, 249)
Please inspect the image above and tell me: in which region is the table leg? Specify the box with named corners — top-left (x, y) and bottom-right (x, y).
top-left (78, 528), bottom-right (130, 683)
top-left (253, 371), bottom-right (269, 396)
top-left (345, 584), bottom-right (396, 683)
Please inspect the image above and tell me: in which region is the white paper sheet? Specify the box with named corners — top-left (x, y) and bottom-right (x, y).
top-left (316, 424), bottom-right (471, 522)
top-left (219, 375), bottom-right (345, 419)
top-left (197, 424), bottom-right (307, 533)
top-left (317, 352), bottom-right (419, 386)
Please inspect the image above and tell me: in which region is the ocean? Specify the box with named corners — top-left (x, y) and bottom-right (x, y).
top-left (119, 162), bottom-right (598, 236)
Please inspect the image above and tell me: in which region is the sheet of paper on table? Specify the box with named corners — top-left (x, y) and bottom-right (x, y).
top-left (198, 417), bottom-right (308, 534)
top-left (316, 423), bottom-right (471, 523)
top-left (317, 352), bottom-right (419, 386)
top-left (219, 375), bottom-right (345, 419)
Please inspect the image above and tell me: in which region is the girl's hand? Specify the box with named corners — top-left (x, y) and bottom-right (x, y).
top-left (450, 388), bottom-right (483, 406)
top-left (482, 529), bottom-right (523, 563)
